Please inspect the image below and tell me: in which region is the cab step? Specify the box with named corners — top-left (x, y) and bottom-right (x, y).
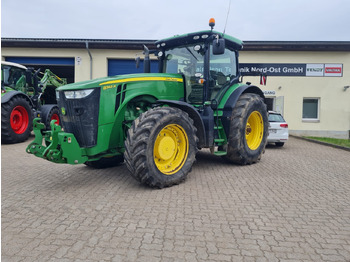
top-left (214, 151), bottom-right (227, 156)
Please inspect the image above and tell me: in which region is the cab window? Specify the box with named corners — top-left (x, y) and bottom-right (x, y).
top-left (209, 47), bottom-right (237, 100)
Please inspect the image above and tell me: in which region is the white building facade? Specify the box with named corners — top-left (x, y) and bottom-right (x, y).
top-left (2, 39), bottom-right (350, 138)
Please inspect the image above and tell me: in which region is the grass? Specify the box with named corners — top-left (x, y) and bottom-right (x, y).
top-left (305, 136), bottom-right (350, 148)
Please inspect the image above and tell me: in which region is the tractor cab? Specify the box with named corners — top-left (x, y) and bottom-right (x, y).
top-left (1, 61), bottom-right (28, 92)
top-left (155, 19), bottom-right (243, 105)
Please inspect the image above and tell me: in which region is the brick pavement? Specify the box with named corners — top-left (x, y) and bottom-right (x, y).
top-left (2, 136), bottom-right (350, 262)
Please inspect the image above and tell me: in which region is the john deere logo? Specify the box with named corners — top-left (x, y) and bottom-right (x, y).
top-left (61, 107), bottom-right (66, 115)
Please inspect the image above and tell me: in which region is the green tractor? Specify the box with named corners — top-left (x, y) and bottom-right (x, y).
top-left (27, 19), bottom-right (268, 188)
top-left (1, 61), bottom-right (67, 144)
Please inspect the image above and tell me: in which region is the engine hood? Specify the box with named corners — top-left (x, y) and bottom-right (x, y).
top-left (57, 73), bottom-right (183, 91)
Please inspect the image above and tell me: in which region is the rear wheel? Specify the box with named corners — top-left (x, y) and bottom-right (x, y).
top-left (225, 93), bottom-right (268, 165)
top-left (1, 96), bottom-right (33, 144)
top-left (124, 107), bottom-right (198, 188)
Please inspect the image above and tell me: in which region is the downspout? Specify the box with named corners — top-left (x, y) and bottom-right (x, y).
top-left (85, 41), bottom-right (93, 80)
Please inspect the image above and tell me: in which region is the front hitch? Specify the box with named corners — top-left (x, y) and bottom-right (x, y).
top-left (26, 118), bottom-right (88, 164)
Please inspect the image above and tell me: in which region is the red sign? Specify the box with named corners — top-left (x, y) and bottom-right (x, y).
top-left (324, 64), bottom-right (343, 77)
top-left (325, 67), bottom-right (342, 74)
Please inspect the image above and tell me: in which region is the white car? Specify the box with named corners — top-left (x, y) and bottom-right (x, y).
top-left (267, 111), bottom-right (289, 147)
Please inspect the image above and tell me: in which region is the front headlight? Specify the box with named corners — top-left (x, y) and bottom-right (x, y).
top-left (64, 89), bottom-right (94, 99)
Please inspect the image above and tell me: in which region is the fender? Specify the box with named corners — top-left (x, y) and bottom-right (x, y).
top-left (221, 84), bottom-right (265, 135)
top-left (1, 90), bottom-right (35, 108)
top-left (156, 99), bottom-right (206, 148)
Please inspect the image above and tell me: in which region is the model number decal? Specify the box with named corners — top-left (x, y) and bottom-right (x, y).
top-left (103, 84), bottom-right (117, 90)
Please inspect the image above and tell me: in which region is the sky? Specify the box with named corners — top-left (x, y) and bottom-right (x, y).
top-left (1, 0), bottom-right (350, 42)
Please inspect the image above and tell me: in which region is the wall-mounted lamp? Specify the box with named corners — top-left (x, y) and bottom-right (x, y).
top-left (344, 86), bottom-right (350, 91)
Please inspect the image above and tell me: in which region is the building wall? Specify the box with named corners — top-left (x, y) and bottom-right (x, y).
top-left (2, 47), bottom-right (139, 82)
top-left (2, 46), bottom-right (350, 138)
top-left (241, 51), bottom-right (350, 138)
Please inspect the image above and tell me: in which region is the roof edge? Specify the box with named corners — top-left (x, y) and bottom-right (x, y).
top-left (2, 38), bottom-right (350, 51)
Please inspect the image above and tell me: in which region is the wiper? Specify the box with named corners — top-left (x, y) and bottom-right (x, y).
top-left (185, 47), bottom-right (198, 61)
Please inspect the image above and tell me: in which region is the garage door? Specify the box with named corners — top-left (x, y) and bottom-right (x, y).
top-left (108, 59), bottom-right (158, 76)
top-left (5, 57), bottom-right (75, 83)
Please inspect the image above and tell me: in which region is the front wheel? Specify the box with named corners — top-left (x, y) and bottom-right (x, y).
top-left (124, 107), bottom-right (198, 188)
top-left (224, 93), bottom-right (268, 165)
top-left (41, 104), bottom-right (61, 130)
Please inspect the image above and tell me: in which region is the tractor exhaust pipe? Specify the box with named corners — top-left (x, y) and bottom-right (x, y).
top-left (143, 45), bottom-right (150, 73)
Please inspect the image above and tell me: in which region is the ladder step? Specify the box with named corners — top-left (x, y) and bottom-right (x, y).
top-left (214, 126), bottom-right (223, 130)
top-left (214, 139), bottom-right (225, 143)
top-left (214, 151), bottom-right (227, 156)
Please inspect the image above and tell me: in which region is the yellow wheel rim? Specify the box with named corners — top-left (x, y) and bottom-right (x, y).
top-left (153, 124), bottom-right (189, 175)
top-left (245, 111), bottom-right (264, 150)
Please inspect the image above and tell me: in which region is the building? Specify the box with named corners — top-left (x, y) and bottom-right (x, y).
top-left (2, 38), bottom-right (350, 138)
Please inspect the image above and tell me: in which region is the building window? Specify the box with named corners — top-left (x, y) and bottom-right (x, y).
top-left (302, 98), bottom-right (320, 122)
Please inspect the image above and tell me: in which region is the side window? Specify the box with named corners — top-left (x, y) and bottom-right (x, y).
top-left (209, 48), bottom-right (237, 100)
top-left (302, 98), bottom-right (320, 122)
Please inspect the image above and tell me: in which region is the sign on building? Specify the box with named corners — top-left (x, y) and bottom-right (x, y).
top-left (240, 63), bottom-right (343, 77)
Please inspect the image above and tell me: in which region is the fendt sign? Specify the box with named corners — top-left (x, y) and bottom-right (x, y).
top-left (240, 63), bottom-right (343, 77)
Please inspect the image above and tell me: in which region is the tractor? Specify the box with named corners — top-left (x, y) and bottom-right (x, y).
top-left (1, 61), bottom-right (67, 143)
top-left (27, 19), bottom-right (268, 188)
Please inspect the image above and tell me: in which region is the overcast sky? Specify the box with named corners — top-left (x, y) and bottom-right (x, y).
top-left (2, 0), bottom-right (350, 41)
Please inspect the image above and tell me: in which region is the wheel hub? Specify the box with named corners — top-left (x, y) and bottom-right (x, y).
top-left (156, 135), bottom-right (176, 160)
top-left (153, 124), bottom-right (189, 175)
top-left (10, 106), bottom-right (29, 134)
top-left (245, 111), bottom-right (264, 150)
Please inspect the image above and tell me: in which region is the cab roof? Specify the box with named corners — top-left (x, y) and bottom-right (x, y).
top-left (1, 61), bottom-right (27, 70)
top-left (155, 30), bottom-right (243, 51)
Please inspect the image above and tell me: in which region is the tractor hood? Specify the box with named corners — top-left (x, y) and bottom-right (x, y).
top-left (56, 73), bottom-right (184, 91)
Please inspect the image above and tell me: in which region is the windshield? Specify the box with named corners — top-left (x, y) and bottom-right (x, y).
top-left (162, 43), bottom-right (238, 104)
top-left (163, 44), bottom-right (205, 103)
top-left (268, 113), bottom-right (285, 122)
top-left (1, 65), bottom-right (26, 89)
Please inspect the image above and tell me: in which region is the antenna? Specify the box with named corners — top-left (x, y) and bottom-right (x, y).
top-left (223, 0), bottom-right (232, 35)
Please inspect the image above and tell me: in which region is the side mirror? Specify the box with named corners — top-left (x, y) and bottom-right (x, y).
top-left (25, 69), bottom-right (33, 85)
top-left (211, 99), bottom-right (218, 110)
top-left (212, 38), bottom-right (225, 55)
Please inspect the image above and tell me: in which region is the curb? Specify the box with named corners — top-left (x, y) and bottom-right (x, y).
top-left (291, 135), bottom-right (350, 152)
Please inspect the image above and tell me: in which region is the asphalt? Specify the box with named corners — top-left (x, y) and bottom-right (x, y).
top-left (2, 136), bottom-right (350, 262)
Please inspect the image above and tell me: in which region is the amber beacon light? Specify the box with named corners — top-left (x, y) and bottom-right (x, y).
top-left (209, 18), bottom-right (215, 29)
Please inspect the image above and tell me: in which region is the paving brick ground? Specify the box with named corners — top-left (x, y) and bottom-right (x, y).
top-left (2, 136), bottom-right (350, 262)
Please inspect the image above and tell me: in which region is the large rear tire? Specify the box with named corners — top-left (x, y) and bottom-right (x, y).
top-left (1, 96), bottom-right (33, 144)
top-left (225, 93), bottom-right (268, 165)
top-left (124, 107), bottom-right (198, 188)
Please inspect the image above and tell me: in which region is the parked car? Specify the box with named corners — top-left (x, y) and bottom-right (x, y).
top-left (267, 111), bottom-right (289, 147)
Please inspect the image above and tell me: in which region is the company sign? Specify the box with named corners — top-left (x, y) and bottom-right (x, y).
top-left (240, 63), bottom-right (343, 77)
top-left (324, 64), bottom-right (343, 77)
top-left (306, 64), bottom-right (324, 76)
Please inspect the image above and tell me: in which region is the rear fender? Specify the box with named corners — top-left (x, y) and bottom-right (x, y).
top-left (1, 91), bottom-right (34, 108)
top-left (156, 100), bottom-right (206, 148)
top-left (221, 85), bottom-right (265, 136)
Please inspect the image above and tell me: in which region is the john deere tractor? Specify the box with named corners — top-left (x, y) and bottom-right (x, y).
top-left (27, 19), bottom-right (268, 188)
top-left (1, 61), bottom-right (67, 143)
